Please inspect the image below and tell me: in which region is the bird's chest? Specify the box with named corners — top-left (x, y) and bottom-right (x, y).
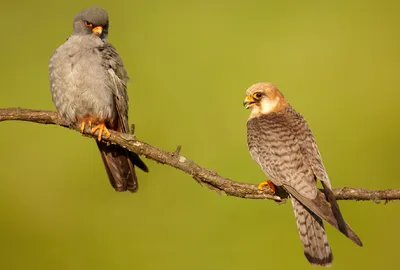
top-left (247, 118), bottom-right (278, 158)
top-left (247, 115), bottom-right (309, 186)
top-left (64, 47), bottom-right (105, 86)
top-left (247, 116), bottom-right (295, 168)
top-left (50, 43), bottom-right (115, 123)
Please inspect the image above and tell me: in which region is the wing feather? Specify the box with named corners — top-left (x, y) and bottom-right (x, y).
top-left (100, 42), bottom-right (130, 132)
top-left (99, 41), bottom-right (148, 173)
top-left (285, 106), bottom-right (331, 188)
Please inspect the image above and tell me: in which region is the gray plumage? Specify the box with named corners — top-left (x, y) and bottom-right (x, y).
top-left (49, 6), bottom-right (148, 192)
top-left (245, 82), bottom-right (362, 266)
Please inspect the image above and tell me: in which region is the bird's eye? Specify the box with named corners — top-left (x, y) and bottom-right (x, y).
top-left (85, 21), bottom-right (93, 27)
top-left (253, 92), bottom-right (263, 99)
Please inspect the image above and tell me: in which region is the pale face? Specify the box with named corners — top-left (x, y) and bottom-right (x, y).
top-left (243, 82), bottom-right (287, 118)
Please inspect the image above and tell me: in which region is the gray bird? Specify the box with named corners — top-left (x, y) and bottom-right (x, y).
top-left (49, 6), bottom-right (148, 192)
top-left (244, 82), bottom-right (362, 266)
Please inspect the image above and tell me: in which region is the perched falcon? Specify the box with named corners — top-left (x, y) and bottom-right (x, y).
top-left (244, 82), bottom-right (362, 266)
top-left (49, 7), bottom-right (148, 192)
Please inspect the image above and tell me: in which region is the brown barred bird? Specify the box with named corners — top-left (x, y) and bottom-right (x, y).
top-left (244, 82), bottom-right (362, 266)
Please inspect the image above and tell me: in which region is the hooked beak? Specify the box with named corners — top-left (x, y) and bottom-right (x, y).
top-left (243, 95), bottom-right (255, 109)
top-left (92, 26), bottom-right (103, 36)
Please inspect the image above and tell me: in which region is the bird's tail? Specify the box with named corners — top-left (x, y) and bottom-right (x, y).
top-left (291, 197), bottom-right (333, 267)
top-left (284, 184), bottom-right (363, 247)
top-left (96, 141), bottom-right (148, 192)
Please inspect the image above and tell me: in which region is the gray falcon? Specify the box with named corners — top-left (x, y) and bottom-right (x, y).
top-left (243, 82), bottom-right (362, 266)
top-left (49, 7), bottom-right (148, 192)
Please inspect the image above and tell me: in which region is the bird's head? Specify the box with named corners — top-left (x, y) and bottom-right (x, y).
top-left (243, 82), bottom-right (288, 118)
top-left (72, 7), bottom-right (109, 39)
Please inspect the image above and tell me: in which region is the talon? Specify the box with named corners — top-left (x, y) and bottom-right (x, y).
top-left (258, 180), bottom-right (276, 194)
top-left (80, 120), bottom-right (93, 133)
top-left (91, 123), bottom-right (111, 141)
top-left (80, 121), bottom-right (85, 133)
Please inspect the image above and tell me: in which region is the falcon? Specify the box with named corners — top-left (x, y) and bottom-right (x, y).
top-left (244, 82), bottom-right (362, 266)
top-left (49, 7), bottom-right (148, 192)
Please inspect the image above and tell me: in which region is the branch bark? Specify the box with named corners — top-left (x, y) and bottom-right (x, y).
top-left (1, 107), bottom-right (398, 202)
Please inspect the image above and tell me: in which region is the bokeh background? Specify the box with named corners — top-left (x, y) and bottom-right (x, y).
top-left (1, 0), bottom-right (399, 269)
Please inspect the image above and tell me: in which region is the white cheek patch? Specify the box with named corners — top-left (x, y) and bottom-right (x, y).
top-left (248, 97), bottom-right (280, 119)
top-left (249, 98), bottom-right (278, 118)
top-left (260, 98), bottom-right (278, 114)
top-left (249, 105), bottom-right (261, 118)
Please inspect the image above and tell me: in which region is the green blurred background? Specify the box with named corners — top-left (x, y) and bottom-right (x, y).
top-left (1, 0), bottom-right (399, 269)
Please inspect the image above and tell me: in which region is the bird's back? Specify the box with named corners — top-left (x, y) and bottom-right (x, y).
top-left (247, 109), bottom-right (317, 197)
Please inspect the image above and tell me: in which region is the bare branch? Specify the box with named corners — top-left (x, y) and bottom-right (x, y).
top-left (1, 107), bottom-right (399, 202)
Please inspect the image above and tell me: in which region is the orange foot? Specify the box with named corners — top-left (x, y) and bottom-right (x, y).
top-left (80, 120), bottom-right (92, 133)
top-left (91, 123), bottom-right (111, 141)
top-left (258, 180), bottom-right (276, 194)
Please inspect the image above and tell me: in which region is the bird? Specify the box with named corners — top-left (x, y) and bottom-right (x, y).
top-left (243, 82), bottom-right (362, 266)
top-left (49, 6), bottom-right (148, 192)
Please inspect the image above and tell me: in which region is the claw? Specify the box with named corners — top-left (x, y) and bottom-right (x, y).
top-left (91, 123), bottom-right (111, 141)
top-left (258, 180), bottom-right (276, 194)
top-left (80, 121), bottom-right (85, 133)
top-left (80, 120), bottom-right (94, 134)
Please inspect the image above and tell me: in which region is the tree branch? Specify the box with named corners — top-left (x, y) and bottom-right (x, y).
top-left (1, 107), bottom-right (398, 202)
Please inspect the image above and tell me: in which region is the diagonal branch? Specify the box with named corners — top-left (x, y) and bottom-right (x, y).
top-left (1, 107), bottom-right (399, 202)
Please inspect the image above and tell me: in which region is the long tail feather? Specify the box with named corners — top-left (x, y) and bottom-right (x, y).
top-left (291, 197), bottom-right (333, 267)
top-left (97, 141), bottom-right (139, 192)
top-left (284, 184), bottom-right (363, 247)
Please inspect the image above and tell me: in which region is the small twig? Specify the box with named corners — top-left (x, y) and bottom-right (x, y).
top-left (130, 123), bottom-right (135, 135)
top-left (1, 107), bottom-right (399, 202)
top-left (174, 145), bottom-right (182, 156)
